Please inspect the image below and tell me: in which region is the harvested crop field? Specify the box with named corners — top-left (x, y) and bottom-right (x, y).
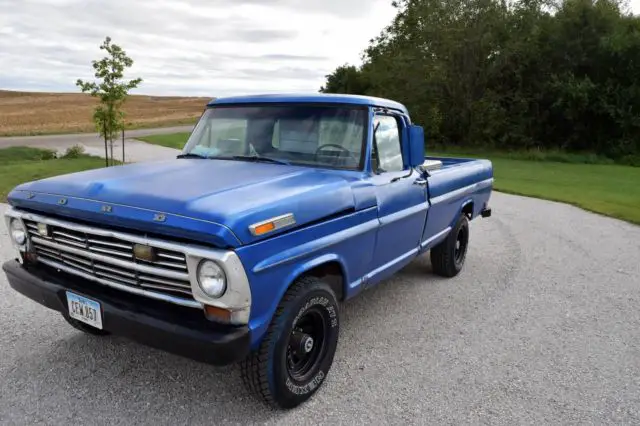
top-left (0, 90), bottom-right (210, 136)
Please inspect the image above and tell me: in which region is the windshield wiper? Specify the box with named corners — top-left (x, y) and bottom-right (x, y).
top-left (231, 155), bottom-right (290, 165)
top-left (177, 153), bottom-right (209, 159)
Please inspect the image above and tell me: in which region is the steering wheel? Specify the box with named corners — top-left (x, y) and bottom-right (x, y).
top-left (314, 144), bottom-right (358, 163)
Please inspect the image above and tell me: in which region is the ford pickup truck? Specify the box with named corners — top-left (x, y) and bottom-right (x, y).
top-left (2, 94), bottom-right (492, 409)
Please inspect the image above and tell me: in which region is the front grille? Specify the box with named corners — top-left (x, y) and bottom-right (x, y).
top-left (24, 219), bottom-right (194, 299)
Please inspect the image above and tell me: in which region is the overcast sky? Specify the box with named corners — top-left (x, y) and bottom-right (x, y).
top-left (0, 0), bottom-right (396, 97)
top-left (1, 0), bottom-right (639, 98)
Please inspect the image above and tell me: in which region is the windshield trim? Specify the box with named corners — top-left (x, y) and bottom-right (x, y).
top-left (184, 102), bottom-right (370, 172)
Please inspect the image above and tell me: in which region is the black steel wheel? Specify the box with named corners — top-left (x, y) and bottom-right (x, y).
top-left (240, 276), bottom-right (340, 409)
top-left (453, 223), bottom-right (469, 268)
top-left (286, 306), bottom-right (329, 382)
top-left (431, 213), bottom-right (470, 277)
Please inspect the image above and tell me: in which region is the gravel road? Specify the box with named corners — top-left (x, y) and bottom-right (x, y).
top-left (0, 126), bottom-right (193, 149)
top-left (1, 194), bottom-right (639, 425)
top-left (0, 126), bottom-right (191, 162)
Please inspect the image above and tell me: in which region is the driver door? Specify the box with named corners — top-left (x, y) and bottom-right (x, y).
top-left (369, 114), bottom-right (428, 281)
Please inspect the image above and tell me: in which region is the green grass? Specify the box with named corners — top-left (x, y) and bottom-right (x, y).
top-left (0, 146), bottom-right (57, 163)
top-left (137, 132), bottom-right (191, 149)
top-left (0, 147), bottom-right (111, 202)
top-left (429, 145), bottom-right (640, 167)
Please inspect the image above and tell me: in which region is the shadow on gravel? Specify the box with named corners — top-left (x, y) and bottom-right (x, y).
top-left (2, 255), bottom-right (445, 423)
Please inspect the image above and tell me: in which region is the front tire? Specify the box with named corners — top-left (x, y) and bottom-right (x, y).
top-left (240, 276), bottom-right (340, 409)
top-left (430, 214), bottom-right (470, 277)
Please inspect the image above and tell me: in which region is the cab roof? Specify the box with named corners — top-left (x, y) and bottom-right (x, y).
top-left (207, 93), bottom-right (409, 115)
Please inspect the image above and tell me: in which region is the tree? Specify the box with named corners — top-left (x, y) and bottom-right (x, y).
top-left (320, 0), bottom-right (640, 163)
top-left (319, 64), bottom-right (370, 94)
top-left (77, 36), bottom-right (142, 166)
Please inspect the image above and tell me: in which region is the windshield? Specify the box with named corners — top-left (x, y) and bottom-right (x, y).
top-left (182, 104), bottom-right (367, 170)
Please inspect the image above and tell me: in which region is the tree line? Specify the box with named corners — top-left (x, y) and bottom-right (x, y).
top-left (320, 0), bottom-right (640, 164)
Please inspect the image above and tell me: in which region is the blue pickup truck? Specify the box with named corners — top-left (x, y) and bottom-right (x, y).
top-left (3, 94), bottom-right (492, 408)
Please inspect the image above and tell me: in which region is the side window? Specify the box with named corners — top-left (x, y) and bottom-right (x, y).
top-left (373, 115), bottom-right (403, 172)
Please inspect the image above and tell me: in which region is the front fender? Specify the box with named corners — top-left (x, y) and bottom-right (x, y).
top-left (281, 253), bottom-right (349, 292)
top-left (236, 207), bottom-right (378, 348)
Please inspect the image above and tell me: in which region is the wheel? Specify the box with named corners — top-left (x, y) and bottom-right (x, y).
top-left (240, 276), bottom-right (340, 409)
top-left (430, 214), bottom-right (470, 277)
top-left (63, 315), bottom-right (110, 336)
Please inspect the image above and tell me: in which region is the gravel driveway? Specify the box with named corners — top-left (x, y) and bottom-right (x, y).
top-left (0, 126), bottom-right (190, 163)
top-left (0, 194), bottom-right (639, 425)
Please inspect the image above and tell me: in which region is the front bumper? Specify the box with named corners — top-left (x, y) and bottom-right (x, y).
top-left (2, 259), bottom-right (250, 366)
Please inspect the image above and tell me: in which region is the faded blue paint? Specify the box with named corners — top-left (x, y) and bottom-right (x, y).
top-left (209, 93), bottom-right (410, 115)
top-left (6, 95), bottom-right (493, 349)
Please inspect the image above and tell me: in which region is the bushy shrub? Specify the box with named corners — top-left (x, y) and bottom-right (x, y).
top-left (61, 144), bottom-right (85, 159)
top-left (38, 149), bottom-right (57, 160)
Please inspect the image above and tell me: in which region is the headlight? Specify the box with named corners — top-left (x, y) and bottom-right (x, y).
top-left (196, 260), bottom-right (227, 298)
top-left (9, 219), bottom-right (27, 246)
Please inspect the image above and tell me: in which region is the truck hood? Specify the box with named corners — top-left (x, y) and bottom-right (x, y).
top-left (8, 159), bottom-right (357, 248)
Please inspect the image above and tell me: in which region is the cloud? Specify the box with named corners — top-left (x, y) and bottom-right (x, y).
top-left (233, 29), bottom-right (297, 43)
top-left (260, 53), bottom-right (328, 61)
top-left (217, 0), bottom-right (385, 17)
top-left (0, 0), bottom-right (397, 96)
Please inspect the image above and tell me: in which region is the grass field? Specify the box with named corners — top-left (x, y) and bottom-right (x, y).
top-left (140, 132), bottom-right (640, 224)
top-left (429, 145), bottom-right (640, 167)
top-left (137, 132), bottom-right (191, 149)
top-left (0, 147), bottom-right (113, 201)
top-left (0, 90), bottom-right (209, 136)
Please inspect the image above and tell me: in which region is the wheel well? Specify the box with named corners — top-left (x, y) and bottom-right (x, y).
top-left (462, 202), bottom-right (474, 219)
top-left (301, 261), bottom-right (345, 301)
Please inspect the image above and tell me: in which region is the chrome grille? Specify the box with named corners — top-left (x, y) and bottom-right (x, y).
top-left (24, 220), bottom-right (194, 299)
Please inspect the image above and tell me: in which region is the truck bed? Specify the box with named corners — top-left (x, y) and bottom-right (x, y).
top-left (421, 155), bottom-right (494, 239)
top-left (425, 156), bottom-right (493, 196)
top-left (425, 155), bottom-right (479, 168)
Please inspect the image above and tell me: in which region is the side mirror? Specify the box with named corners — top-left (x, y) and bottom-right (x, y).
top-left (408, 125), bottom-right (425, 168)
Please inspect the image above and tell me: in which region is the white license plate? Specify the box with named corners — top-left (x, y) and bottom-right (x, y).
top-left (66, 291), bottom-right (103, 330)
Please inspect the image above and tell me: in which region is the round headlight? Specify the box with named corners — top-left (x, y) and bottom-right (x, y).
top-left (10, 219), bottom-right (26, 246)
top-left (196, 260), bottom-right (227, 298)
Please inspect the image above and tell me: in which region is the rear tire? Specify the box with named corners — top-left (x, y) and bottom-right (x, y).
top-left (430, 214), bottom-right (470, 277)
top-left (240, 276), bottom-right (340, 409)
top-left (63, 315), bottom-right (110, 336)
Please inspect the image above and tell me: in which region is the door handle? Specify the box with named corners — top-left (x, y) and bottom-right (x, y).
top-left (413, 179), bottom-right (427, 186)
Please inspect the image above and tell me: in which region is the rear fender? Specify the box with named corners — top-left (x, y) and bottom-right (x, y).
top-left (446, 198), bottom-right (472, 229)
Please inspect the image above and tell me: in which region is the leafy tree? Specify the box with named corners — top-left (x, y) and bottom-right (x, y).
top-left (77, 36), bottom-right (142, 166)
top-left (320, 64), bottom-right (370, 94)
top-left (320, 0), bottom-right (640, 164)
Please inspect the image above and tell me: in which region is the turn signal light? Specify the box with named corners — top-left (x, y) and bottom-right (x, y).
top-left (249, 213), bottom-right (296, 236)
top-left (204, 305), bottom-right (232, 323)
top-left (252, 222), bottom-right (276, 236)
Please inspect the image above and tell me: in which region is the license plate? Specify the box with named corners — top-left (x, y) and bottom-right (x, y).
top-left (66, 291), bottom-right (103, 330)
